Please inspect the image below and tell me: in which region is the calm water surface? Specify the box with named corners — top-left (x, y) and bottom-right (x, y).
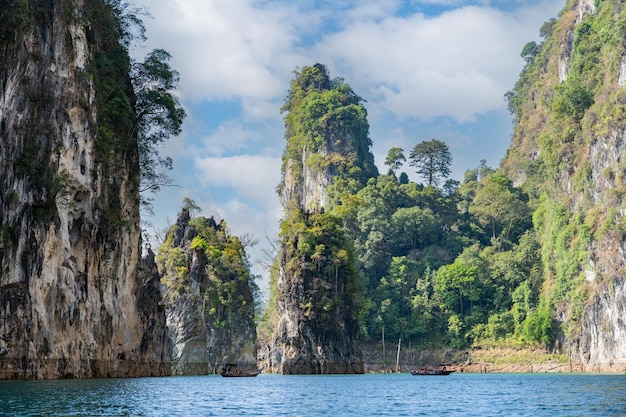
top-left (1, 373), bottom-right (625, 416)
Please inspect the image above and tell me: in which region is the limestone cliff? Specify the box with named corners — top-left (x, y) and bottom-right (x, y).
top-left (0, 0), bottom-right (169, 378)
top-left (270, 64), bottom-right (376, 374)
top-left (157, 209), bottom-right (257, 374)
top-left (269, 211), bottom-right (365, 374)
top-left (503, 0), bottom-right (626, 371)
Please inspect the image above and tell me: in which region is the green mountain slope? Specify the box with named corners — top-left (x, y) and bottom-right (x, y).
top-left (503, 0), bottom-right (626, 370)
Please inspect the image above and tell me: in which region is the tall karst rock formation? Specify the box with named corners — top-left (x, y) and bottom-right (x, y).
top-left (270, 64), bottom-right (378, 374)
top-left (503, 0), bottom-right (626, 370)
top-left (157, 208), bottom-right (258, 375)
top-left (0, 1), bottom-right (169, 378)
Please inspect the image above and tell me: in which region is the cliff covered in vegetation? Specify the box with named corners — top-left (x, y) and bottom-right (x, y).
top-left (265, 0), bottom-right (626, 373)
top-left (264, 0), bottom-right (626, 373)
top-left (5, 0), bottom-right (626, 379)
top-left (157, 206), bottom-right (258, 374)
top-left (502, 0), bottom-right (626, 370)
top-left (269, 64), bottom-right (376, 374)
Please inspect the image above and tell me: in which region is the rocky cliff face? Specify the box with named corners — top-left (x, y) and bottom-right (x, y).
top-left (280, 147), bottom-right (334, 212)
top-left (270, 64), bottom-right (373, 374)
top-left (269, 233), bottom-right (365, 374)
top-left (158, 209), bottom-right (257, 374)
top-left (503, 0), bottom-right (626, 371)
top-left (0, 0), bottom-right (169, 378)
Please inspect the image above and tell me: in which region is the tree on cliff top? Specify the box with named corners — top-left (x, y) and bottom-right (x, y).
top-left (385, 147), bottom-right (406, 177)
top-left (409, 139), bottom-right (452, 187)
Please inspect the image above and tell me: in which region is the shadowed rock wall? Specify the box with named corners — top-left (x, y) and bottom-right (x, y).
top-left (0, 0), bottom-right (169, 379)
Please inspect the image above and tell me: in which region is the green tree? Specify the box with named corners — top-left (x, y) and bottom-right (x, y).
top-left (133, 49), bottom-right (187, 209)
top-left (391, 206), bottom-right (437, 251)
top-left (551, 76), bottom-right (593, 121)
top-left (374, 256), bottom-right (419, 341)
top-left (353, 175), bottom-right (404, 282)
top-left (409, 268), bottom-right (439, 340)
top-left (469, 174), bottom-right (531, 242)
top-left (511, 280), bottom-right (537, 335)
top-left (539, 18), bottom-right (556, 39)
top-left (409, 139), bottom-right (452, 187)
top-left (384, 147), bottom-right (405, 176)
top-left (182, 197), bottom-right (201, 216)
top-left (521, 303), bottom-right (555, 346)
top-left (435, 261), bottom-right (479, 316)
top-left (464, 160), bottom-right (494, 183)
top-left (521, 41), bottom-right (540, 64)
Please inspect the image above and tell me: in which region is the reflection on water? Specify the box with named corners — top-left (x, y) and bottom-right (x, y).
top-left (1, 373), bottom-right (625, 416)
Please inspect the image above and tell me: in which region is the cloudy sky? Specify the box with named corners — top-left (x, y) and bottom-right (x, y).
top-left (134, 0), bottom-right (564, 294)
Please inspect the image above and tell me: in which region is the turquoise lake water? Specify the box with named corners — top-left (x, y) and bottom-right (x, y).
top-left (1, 373), bottom-right (625, 416)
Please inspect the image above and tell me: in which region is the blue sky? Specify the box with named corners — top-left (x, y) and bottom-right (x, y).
top-left (134, 0), bottom-right (564, 294)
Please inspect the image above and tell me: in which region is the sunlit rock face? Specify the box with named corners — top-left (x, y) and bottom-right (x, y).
top-left (578, 127), bottom-right (626, 371)
top-left (280, 147), bottom-right (335, 212)
top-left (552, 2), bottom-right (626, 372)
top-left (272, 147), bottom-right (365, 373)
top-left (0, 0), bottom-right (169, 379)
top-left (579, 278), bottom-right (626, 371)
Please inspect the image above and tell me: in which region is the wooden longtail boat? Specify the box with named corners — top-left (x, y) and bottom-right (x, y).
top-left (219, 363), bottom-right (263, 377)
top-left (411, 364), bottom-right (455, 376)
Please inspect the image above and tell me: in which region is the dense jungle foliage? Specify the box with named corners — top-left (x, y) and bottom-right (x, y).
top-left (335, 157), bottom-right (540, 349)
top-left (294, 0), bottom-right (626, 351)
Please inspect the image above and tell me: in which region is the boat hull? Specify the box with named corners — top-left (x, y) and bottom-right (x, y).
top-left (411, 366), bottom-right (455, 376)
top-left (220, 370), bottom-right (262, 377)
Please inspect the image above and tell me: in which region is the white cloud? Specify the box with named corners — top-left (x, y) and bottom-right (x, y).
top-left (140, 0), bottom-right (561, 121)
top-left (194, 154), bottom-right (282, 209)
top-left (195, 120), bottom-right (263, 157)
top-left (413, 0), bottom-right (550, 6)
top-left (140, 0), bottom-right (304, 102)
top-left (242, 98), bottom-right (284, 122)
top-left (316, 3), bottom-right (562, 121)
